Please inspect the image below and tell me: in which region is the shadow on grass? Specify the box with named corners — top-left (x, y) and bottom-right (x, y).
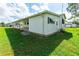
top-left (5, 28), bottom-right (72, 56)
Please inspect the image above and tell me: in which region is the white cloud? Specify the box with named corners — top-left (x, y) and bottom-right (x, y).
top-left (0, 3), bottom-right (71, 23)
top-left (0, 3), bottom-right (32, 23)
top-left (17, 3), bottom-right (32, 17)
top-left (40, 3), bottom-right (49, 10)
top-left (0, 3), bottom-right (50, 23)
top-left (0, 3), bottom-right (17, 17)
top-left (31, 5), bottom-right (40, 11)
top-left (52, 10), bottom-right (71, 19)
top-left (31, 3), bottom-right (50, 12)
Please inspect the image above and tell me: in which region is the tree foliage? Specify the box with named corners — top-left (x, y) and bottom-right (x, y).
top-left (66, 3), bottom-right (78, 16)
top-left (0, 22), bottom-right (5, 27)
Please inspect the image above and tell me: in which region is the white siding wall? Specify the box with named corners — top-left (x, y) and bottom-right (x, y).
top-left (60, 15), bottom-right (65, 29)
top-left (29, 16), bottom-right (44, 34)
top-left (44, 14), bottom-right (61, 35)
top-left (29, 14), bottom-right (64, 35)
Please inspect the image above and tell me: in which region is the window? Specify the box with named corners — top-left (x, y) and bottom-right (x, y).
top-left (62, 18), bottom-right (64, 24)
top-left (27, 22), bottom-right (29, 25)
top-left (27, 19), bottom-right (29, 25)
top-left (48, 17), bottom-right (55, 24)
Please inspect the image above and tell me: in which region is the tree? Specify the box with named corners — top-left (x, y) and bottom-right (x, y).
top-left (66, 3), bottom-right (79, 20)
top-left (66, 3), bottom-right (77, 16)
top-left (0, 22), bottom-right (5, 27)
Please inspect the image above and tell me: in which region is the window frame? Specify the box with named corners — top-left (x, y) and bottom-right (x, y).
top-left (62, 18), bottom-right (64, 24)
top-left (48, 17), bottom-right (55, 24)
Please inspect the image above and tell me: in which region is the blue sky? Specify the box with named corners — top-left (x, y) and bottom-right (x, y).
top-left (0, 3), bottom-right (71, 23)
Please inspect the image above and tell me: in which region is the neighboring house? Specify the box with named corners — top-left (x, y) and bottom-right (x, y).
top-left (13, 10), bottom-right (66, 35)
top-left (12, 19), bottom-right (29, 30)
top-left (65, 18), bottom-right (79, 27)
top-left (66, 16), bottom-right (79, 27)
top-left (65, 20), bottom-right (73, 27)
top-left (6, 20), bottom-right (27, 29)
top-left (65, 22), bottom-right (77, 27)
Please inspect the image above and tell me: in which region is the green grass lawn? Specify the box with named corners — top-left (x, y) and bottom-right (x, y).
top-left (0, 27), bottom-right (14, 56)
top-left (0, 27), bottom-right (79, 56)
